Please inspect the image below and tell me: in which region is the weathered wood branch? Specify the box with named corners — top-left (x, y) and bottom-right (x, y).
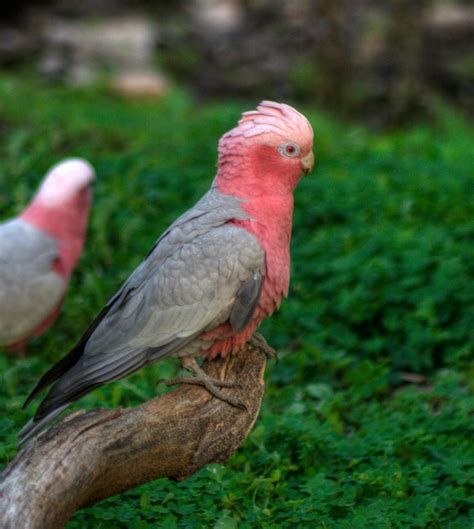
top-left (0, 343), bottom-right (267, 529)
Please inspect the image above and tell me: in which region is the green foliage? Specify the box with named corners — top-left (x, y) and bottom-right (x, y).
top-left (0, 76), bottom-right (473, 528)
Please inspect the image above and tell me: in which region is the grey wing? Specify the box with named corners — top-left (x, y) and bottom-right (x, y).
top-left (36, 222), bottom-right (265, 415)
top-left (85, 190), bottom-right (262, 358)
top-left (0, 219), bottom-right (65, 345)
top-left (87, 224), bottom-right (265, 356)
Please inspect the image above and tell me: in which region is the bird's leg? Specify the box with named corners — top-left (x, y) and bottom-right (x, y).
top-left (164, 357), bottom-right (246, 410)
top-left (249, 332), bottom-right (278, 361)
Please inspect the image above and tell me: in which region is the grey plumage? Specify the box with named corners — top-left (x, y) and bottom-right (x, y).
top-left (20, 189), bottom-right (265, 443)
top-left (0, 219), bottom-right (65, 346)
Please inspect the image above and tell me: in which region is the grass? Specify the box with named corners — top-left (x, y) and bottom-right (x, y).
top-left (0, 75), bottom-right (473, 528)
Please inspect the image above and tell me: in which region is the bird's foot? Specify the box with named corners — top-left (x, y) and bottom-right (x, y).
top-left (164, 357), bottom-right (247, 410)
top-left (249, 333), bottom-right (278, 361)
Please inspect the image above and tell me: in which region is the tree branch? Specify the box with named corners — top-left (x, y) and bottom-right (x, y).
top-left (0, 343), bottom-right (267, 529)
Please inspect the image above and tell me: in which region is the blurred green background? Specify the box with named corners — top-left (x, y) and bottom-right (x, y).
top-left (0, 1), bottom-right (473, 528)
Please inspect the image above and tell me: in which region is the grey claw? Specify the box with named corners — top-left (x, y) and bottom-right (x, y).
top-left (249, 333), bottom-right (278, 361)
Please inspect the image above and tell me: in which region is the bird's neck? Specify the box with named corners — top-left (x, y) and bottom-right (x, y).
top-left (216, 177), bottom-right (294, 302)
top-left (237, 193), bottom-right (294, 249)
top-left (20, 194), bottom-right (91, 279)
top-left (215, 162), bottom-right (295, 246)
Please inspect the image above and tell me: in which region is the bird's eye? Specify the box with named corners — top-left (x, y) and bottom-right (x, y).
top-left (278, 141), bottom-right (301, 159)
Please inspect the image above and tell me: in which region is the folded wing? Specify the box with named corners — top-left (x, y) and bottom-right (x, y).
top-left (0, 219), bottom-right (65, 346)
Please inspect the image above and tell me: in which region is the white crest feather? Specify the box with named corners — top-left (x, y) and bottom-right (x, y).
top-left (36, 158), bottom-right (96, 208)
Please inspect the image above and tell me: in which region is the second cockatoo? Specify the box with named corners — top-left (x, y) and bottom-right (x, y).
top-left (0, 159), bottom-right (95, 355)
top-left (20, 101), bottom-right (314, 443)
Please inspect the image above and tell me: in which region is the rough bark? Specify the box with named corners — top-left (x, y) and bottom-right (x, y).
top-left (0, 343), bottom-right (267, 529)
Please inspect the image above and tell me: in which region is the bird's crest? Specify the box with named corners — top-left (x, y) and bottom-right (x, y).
top-left (36, 159), bottom-right (96, 208)
top-left (219, 101), bottom-right (313, 153)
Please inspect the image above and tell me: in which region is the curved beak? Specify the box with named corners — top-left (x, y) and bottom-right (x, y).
top-left (301, 151), bottom-right (314, 175)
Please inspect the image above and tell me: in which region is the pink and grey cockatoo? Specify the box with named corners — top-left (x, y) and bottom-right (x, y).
top-left (20, 101), bottom-right (314, 443)
top-left (0, 159), bottom-right (95, 355)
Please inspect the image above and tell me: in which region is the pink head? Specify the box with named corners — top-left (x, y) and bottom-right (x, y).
top-left (34, 158), bottom-right (96, 211)
top-left (216, 101), bottom-right (314, 197)
top-left (21, 158), bottom-right (96, 278)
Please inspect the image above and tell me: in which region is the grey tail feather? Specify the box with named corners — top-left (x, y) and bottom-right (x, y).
top-left (17, 404), bottom-right (69, 447)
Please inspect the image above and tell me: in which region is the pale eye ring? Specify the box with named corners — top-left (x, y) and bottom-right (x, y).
top-left (278, 141), bottom-right (301, 159)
